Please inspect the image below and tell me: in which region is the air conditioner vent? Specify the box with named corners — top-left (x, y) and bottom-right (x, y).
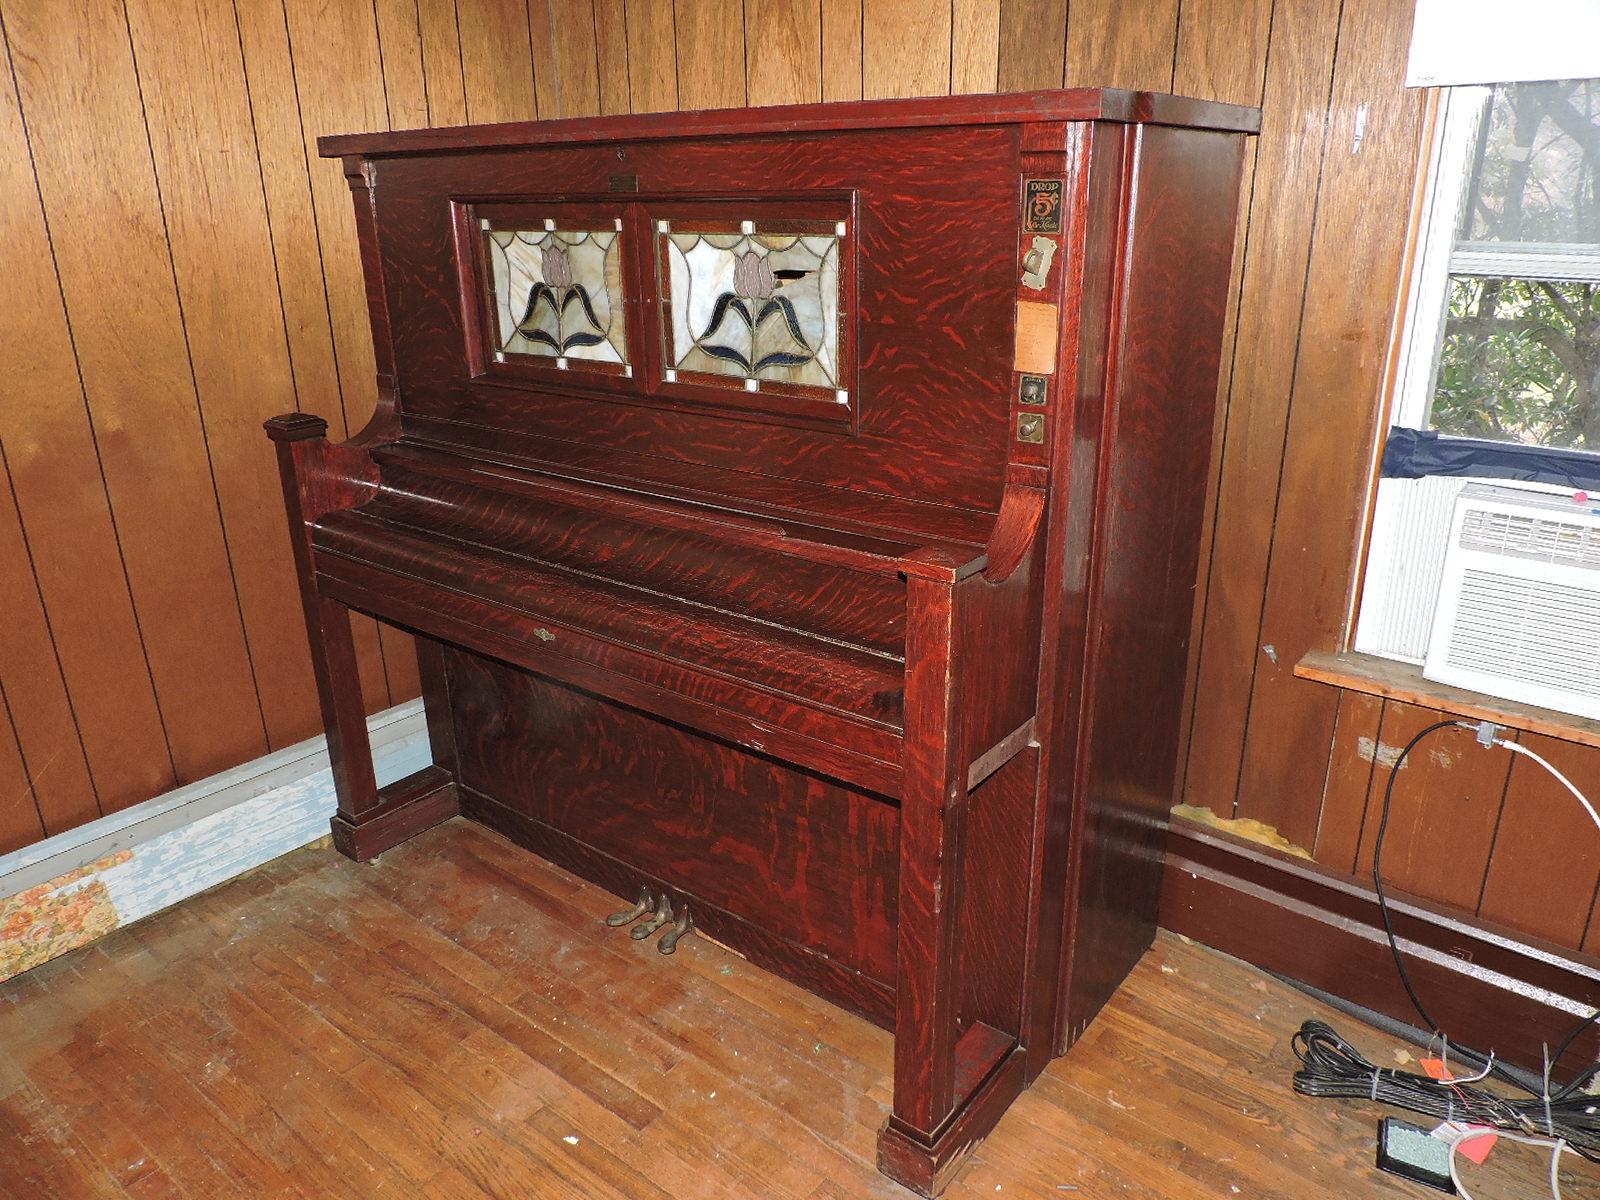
top-left (1424, 484), bottom-right (1600, 721)
top-left (1447, 570), bottom-right (1600, 692)
top-left (1459, 507), bottom-right (1600, 570)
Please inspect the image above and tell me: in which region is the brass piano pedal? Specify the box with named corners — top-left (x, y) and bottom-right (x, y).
top-left (630, 893), bottom-right (674, 941)
top-left (605, 888), bottom-right (654, 928)
top-left (658, 907), bottom-right (694, 955)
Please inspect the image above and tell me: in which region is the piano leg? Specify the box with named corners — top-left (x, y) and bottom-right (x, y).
top-left (302, 597), bottom-right (460, 861)
top-left (265, 413), bottom-right (459, 862)
top-left (877, 580), bottom-right (1027, 1196)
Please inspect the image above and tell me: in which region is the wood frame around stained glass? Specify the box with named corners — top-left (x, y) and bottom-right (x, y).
top-left (454, 194), bottom-right (857, 431)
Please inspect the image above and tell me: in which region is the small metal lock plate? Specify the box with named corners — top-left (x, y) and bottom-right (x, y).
top-left (1018, 373), bottom-right (1048, 406)
top-left (1021, 235), bottom-right (1057, 290)
top-left (1017, 412), bottom-right (1045, 444)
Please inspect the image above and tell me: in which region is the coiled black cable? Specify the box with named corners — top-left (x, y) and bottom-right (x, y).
top-left (1292, 1019), bottom-right (1600, 1162)
top-left (1291, 717), bottom-right (1600, 1166)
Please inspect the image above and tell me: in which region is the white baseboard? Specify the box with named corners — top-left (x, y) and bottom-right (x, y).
top-left (0, 702), bottom-right (431, 981)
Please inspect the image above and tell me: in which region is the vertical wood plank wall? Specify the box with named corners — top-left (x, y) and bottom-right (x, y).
top-left (2, 0), bottom-right (1592, 962)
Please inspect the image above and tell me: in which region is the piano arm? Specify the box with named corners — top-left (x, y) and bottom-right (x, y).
top-left (882, 482), bottom-right (1047, 1194)
top-left (264, 414), bottom-right (459, 860)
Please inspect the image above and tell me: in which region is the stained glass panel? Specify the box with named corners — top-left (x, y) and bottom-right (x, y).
top-left (486, 223), bottom-right (628, 369)
top-left (662, 221), bottom-right (842, 396)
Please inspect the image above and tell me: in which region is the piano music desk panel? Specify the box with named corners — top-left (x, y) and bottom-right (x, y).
top-left (266, 90), bottom-right (1257, 1196)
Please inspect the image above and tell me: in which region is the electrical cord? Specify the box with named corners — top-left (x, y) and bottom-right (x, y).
top-left (1291, 1020), bottom-right (1600, 1162)
top-left (1495, 738), bottom-right (1600, 837)
top-left (1363, 717), bottom-right (1600, 1086)
top-left (1369, 717), bottom-right (1473, 1038)
top-left (1290, 716), bottom-right (1600, 1196)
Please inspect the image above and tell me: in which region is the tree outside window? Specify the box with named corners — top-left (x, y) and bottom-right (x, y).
top-left (1430, 79), bottom-right (1600, 452)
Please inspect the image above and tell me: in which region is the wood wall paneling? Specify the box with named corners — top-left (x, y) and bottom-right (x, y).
top-left (375, 0), bottom-right (431, 130)
top-left (746, 0), bottom-right (823, 107)
top-left (1349, 705), bottom-right (1510, 914)
top-left (594, 0), bottom-right (632, 114)
top-left (1063, 0), bottom-right (1180, 92)
top-left (124, 0), bottom-right (322, 753)
top-left (0, 679), bottom-right (41, 850)
top-left (1478, 735), bottom-right (1600, 948)
top-left (3, 0), bottom-right (267, 788)
top-left (416, 0), bottom-right (471, 126)
top-left (675, 0), bottom-right (746, 110)
top-left (0, 456), bottom-right (96, 843)
top-left (1173, 0), bottom-right (1274, 107)
top-left (950, 0), bottom-right (1000, 95)
top-left (623, 0), bottom-right (677, 112)
top-left (233, 0), bottom-right (395, 717)
top-left (1180, 0), bottom-right (1342, 827)
top-left (862, 0), bottom-right (949, 100)
top-left (820, 0), bottom-right (863, 101)
top-left (1231, 0), bottom-right (1426, 848)
top-left (0, 18), bottom-right (171, 821)
top-left (456, 0), bottom-right (538, 124)
top-left (1308, 691), bottom-right (1383, 870)
top-left (531, 0), bottom-right (603, 119)
top-left (996, 0), bottom-right (1064, 91)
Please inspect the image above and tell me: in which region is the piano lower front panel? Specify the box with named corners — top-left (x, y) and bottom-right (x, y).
top-left (445, 650), bottom-right (901, 1024)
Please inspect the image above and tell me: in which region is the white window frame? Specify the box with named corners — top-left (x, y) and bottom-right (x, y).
top-left (1354, 83), bottom-right (1600, 664)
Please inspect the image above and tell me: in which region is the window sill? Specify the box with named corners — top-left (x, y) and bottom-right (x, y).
top-left (1294, 650), bottom-right (1600, 751)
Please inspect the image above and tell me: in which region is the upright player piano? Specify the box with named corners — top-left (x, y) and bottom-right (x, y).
top-left (267, 89), bottom-right (1257, 1195)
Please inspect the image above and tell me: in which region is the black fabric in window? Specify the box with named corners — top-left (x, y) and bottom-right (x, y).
top-left (1381, 426), bottom-right (1600, 490)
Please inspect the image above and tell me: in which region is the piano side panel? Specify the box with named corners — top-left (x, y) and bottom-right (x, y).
top-left (445, 650), bottom-right (901, 1005)
top-left (366, 123), bottom-right (1021, 524)
top-left (1059, 124), bottom-right (1250, 1044)
top-left (957, 745), bottom-right (1038, 1039)
top-left (956, 533), bottom-right (1046, 770)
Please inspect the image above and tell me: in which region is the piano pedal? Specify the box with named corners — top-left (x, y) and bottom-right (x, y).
top-left (605, 887), bottom-right (654, 928)
top-left (658, 907), bottom-right (695, 955)
top-left (630, 893), bottom-right (675, 941)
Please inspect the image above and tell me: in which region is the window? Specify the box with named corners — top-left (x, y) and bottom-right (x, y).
top-left (1410, 80), bottom-right (1600, 449)
top-left (1356, 79), bottom-right (1600, 662)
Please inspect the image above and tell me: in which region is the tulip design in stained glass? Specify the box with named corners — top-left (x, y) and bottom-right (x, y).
top-left (662, 222), bottom-right (842, 395)
top-left (486, 224), bottom-right (628, 368)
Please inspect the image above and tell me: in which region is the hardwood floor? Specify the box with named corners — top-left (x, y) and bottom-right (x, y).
top-left (0, 817), bottom-right (1593, 1199)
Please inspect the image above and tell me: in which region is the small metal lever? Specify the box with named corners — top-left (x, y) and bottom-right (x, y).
top-left (605, 888), bottom-right (654, 928)
top-left (658, 907), bottom-right (694, 955)
top-left (630, 893), bottom-right (674, 941)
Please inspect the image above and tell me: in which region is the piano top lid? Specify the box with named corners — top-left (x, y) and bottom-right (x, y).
top-left (317, 87), bottom-right (1261, 160)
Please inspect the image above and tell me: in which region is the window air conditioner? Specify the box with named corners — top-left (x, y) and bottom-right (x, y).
top-left (1424, 483), bottom-right (1600, 720)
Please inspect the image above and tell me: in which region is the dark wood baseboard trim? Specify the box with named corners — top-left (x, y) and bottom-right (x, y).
top-left (332, 766), bottom-right (459, 861)
top-left (1160, 817), bottom-right (1600, 1071)
top-left (459, 785), bottom-right (897, 1029)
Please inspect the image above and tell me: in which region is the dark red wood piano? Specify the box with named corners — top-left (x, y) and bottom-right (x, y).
top-left (266, 89), bottom-right (1257, 1195)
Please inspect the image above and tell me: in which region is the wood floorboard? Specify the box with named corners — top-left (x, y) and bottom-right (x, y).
top-left (2, 816), bottom-right (1597, 1200)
